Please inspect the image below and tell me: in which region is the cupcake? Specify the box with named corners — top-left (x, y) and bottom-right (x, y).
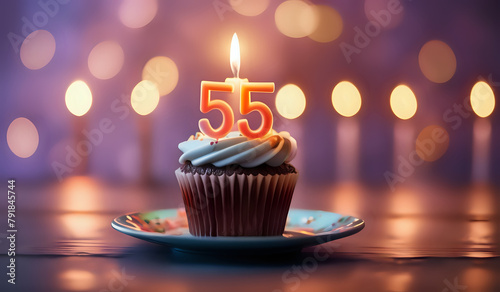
top-left (175, 130), bottom-right (298, 236)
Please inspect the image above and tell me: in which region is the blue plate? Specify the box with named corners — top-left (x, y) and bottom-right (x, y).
top-left (112, 208), bottom-right (365, 254)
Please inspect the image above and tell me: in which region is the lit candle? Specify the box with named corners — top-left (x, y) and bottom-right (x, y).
top-left (225, 33), bottom-right (248, 122)
top-left (199, 33), bottom-right (274, 139)
top-left (331, 81), bottom-right (362, 181)
top-left (130, 79), bottom-right (161, 184)
top-left (390, 84), bottom-right (417, 171)
top-left (65, 80), bottom-right (93, 175)
top-left (470, 81), bottom-right (495, 183)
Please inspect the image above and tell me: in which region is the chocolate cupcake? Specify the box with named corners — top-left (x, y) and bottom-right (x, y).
top-left (175, 131), bottom-right (298, 236)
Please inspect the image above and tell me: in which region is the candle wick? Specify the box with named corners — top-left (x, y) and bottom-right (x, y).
top-left (231, 64), bottom-right (239, 79)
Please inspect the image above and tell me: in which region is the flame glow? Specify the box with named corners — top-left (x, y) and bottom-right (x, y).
top-left (390, 85), bottom-right (417, 120)
top-left (65, 80), bottom-right (92, 117)
top-left (471, 81), bottom-right (495, 118)
top-left (275, 84), bottom-right (306, 119)
top-left (230, 33), bottom-right (240, 78)
top-left (131, 80), bottom-right (160, 115)
top-left (331, 81), bottom-right (362, 117)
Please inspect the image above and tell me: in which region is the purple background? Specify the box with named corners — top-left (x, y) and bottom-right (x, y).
top-left (1, 0), bottom-right (499, 186)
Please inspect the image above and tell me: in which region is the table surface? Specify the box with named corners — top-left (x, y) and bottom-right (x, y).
top-left (1, 177), bottom-right (499, 292)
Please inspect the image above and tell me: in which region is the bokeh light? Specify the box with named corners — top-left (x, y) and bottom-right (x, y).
top-left (463, 267), bottom-right (495, 290)
top-left (364, 0), bottom-right (404, 30)
top-left (65, 80), bottom-right (92, 116)
top-left (230, 0), bottom-right (270, 17)
top-left (88, 41), bottom-right (124, 80)
top-left (275, 0), bottom-right (318, 38)
top-left (418, 40), bottom-right (457, 83)
top-left (142, 56), bottom-right (179, 96)
top-left (331, 81), bottom-right (362, 117)
top-left (7, 117), bottom-right (39, 158)
top-left (61, 213), bottom-right (102, 239)
top-left (308, 5), bottom-right (343, 43)
top-left (131, 80), bottom-right (160, 115)
top-left (119, 0), bottom-right (158, 29)
top-left (275, 84), bottom-right (306, 119)
top-left (60, 176), bottom-right (101, 212)
top-left (59, 270), bottom-right (96, 291)
top-left (390, 85), bottom-right (417, 120)
top-left (20, 29), bottom-right (56, 70)
top-left (470, 81), bottom-right (495, 118)
top-left (416, 125), bottom-right (450, 162)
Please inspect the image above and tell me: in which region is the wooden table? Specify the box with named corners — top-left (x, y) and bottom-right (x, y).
top-left (1, 177), bottom-right (499, 292)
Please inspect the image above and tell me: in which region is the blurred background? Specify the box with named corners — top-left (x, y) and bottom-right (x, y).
top-left (1, 0), bottom-right (499, 187)
top-left (1, 2), bottom-right (500, 291)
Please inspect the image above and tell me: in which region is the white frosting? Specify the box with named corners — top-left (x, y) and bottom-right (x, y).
top-left (178, 131), bottom-right (297, 168)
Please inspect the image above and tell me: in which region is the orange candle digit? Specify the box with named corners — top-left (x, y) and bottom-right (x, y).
top-left (199, 81), bottom-right (234, 139)
top-left (238, 82), bottom-right (275, 139)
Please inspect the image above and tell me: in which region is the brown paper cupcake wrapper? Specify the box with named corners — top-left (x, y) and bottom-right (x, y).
top-left (175, 168), bottom-right (298, 237)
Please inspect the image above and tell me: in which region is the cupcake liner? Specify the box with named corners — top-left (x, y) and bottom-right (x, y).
top-left (175, 168), bottom-right (298, 237)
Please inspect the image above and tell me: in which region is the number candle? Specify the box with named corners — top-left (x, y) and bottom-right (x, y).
top-left (238, 82), bottom-right (274, 138)
top-left (199, 33), bottom-right (275, 139)
top-left (199, 81), bottom-right (234, 138)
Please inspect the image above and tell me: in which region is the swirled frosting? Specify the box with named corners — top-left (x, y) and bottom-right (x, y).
top-left (178, 131), bottom-right (297, 168)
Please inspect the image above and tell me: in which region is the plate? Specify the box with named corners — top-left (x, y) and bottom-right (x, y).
top-left (112, 208), bottom-right (365, 254)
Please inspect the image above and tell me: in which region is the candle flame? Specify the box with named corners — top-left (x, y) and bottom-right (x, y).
top-left (471, 81), bottom-right (495, 118)
top-left (65, 80), bottom-right (93, 117)
top-left (331, 81), bottom-right (362, 117)
top-left (390, 85), bottom-right (417, 120)
top-left (276, 84), bottom-right (306, 119)
top-left (230, 33), bottom-right (240, 78)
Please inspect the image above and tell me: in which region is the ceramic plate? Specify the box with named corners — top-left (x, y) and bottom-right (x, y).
top-left (112, 208), bottom-right (365, 254)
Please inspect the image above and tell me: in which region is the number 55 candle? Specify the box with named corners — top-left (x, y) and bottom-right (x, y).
top-left (199, 33), bottom-right (275, 139)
